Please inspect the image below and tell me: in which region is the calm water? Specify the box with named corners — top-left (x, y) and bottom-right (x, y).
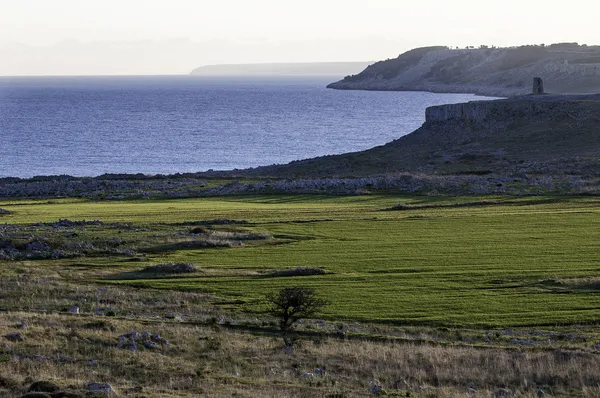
top-left (0, 76), bottom-right (491, 178)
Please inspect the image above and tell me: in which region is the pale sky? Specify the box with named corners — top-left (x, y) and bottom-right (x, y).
top-left (1, 0), bottom-right (598, 75)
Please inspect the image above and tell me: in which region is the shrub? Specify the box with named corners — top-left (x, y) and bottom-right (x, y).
top-left (266, 287), bottom-right (327, 347)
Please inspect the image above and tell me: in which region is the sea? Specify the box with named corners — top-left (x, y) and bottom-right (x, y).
top-left (0, 76), bottom-right (492, 178)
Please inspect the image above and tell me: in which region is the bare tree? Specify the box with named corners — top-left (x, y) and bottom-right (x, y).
top-left (266, 287), bottom-right (327, 347)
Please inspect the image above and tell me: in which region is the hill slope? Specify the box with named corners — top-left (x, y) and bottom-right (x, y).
top-left (244, 94), bottom-right (600, 178)
top-left (327, 44), bottom-right (600, 97)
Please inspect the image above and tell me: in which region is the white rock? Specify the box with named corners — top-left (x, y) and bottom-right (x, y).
top-left (68, 306), bottom-right (80, 314)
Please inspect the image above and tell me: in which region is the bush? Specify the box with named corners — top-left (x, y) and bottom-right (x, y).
top-left (266, 287), bottom-right (327, 347)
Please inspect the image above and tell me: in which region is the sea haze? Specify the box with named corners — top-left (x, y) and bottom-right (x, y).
top-left (0, 76), bottom-right (492, 178)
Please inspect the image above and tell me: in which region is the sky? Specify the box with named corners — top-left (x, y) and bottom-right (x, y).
top-left (1, 0), bottom-right (599, 76)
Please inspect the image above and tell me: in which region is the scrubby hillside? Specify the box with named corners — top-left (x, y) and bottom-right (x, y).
top-left (328, 43), bottom-right (600, 96)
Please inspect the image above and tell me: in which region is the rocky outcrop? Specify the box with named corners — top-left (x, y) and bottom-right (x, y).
top-left (424, 94), bottom-right (600, 124)
top-left (328, 43), bottom-right (600, 97)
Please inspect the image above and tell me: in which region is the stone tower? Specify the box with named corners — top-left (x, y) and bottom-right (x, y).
top-left (532, 77), bottom-right (544, 94)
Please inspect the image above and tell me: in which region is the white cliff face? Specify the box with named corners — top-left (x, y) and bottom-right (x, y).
top-left (328, 44), bottom-right (600, 97)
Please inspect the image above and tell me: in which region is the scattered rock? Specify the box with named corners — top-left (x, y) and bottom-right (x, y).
top-left (5, 332), bottom-right (24, 342)
top-left (143, 341), bottom-right (156, 350)
top-left (495, 387), bottom-right (514, 397)
top-left (150, 333), bottom-right (169, 345)
top-left (25, 241), bottom-right (51, 252)
top-left (369, 379), bottom-right (384, 395)
top-left (57, 355), bottom-right (76, 363)
top-left (117, 331), bottom-right (168, 350)
top-left (67, 306), bottom-right (80, 314)
top-left (86, 382), bottom-right (114, 393)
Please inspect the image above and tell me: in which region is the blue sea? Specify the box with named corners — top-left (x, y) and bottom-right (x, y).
top-left (0, 76), bottom-right (491, 178)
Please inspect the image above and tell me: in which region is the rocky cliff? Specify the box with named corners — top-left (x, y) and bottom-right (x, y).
top-left (327, 43), bottom-right (600, 97)
top-left (243, 94), bottom-right (600, 177)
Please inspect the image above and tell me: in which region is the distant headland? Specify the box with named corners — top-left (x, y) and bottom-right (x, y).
top-left (327, 43), bottom-right (600, 97)
top-left (190, 62), bottom-right (373, 77)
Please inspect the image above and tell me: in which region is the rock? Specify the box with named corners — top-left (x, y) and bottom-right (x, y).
top-left (67, 306), bottom-right (80, 314)
top-left (0, 208), bottom-right (11, 215)
top-left (116, 336), bottom-right (127, 348)
top-left (121, 331), bottom-right (140, 340)
top-left (25, 241), bottom-right (51, 252)
top-left (86, 382), bottom-right (114, 393)
top-left (28, 381), bottom-right (60, 393)
top-left (369, 379), bottom-right (384, 395)
top-left (496, 388), bottom-right (514, 396)
top-left (300, 372), bottom-right (314, 378)
top-left (143, 341), bottom-right (156, 350)
top-left (315, 367), bottom-right (326, 376)
top-left (150, 333), bottom-right (169, 345)
top-left (5, 332), bottom-right (24, 342)
top-left (17, 319), bottom-right (29, 329)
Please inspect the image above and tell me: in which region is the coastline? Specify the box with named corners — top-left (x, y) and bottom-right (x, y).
top-left (326, 82), bottom-right (518, 98)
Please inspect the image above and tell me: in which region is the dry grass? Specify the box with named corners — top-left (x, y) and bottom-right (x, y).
top-left (2, 311), bottom-right (600, 397)
top-left (2, 269), bottom-right (600, 397)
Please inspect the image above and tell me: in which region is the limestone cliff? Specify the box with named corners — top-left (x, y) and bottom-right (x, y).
top-left (327, 43), bottom-right (600, 97)
top-left (243, 94), bottom-right (600, 177)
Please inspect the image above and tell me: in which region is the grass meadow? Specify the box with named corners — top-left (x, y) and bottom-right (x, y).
top-left (1, 194), bottom-right (600, 396)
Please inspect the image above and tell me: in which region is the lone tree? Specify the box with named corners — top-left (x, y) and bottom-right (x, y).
top-left (266, 287), bottom-right (327, 347)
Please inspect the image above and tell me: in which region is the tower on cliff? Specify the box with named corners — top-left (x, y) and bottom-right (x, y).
top-left (532, 77), bottom-right (544, 94)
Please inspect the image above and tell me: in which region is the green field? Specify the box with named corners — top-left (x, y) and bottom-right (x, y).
top-left (2, 194), bottom-right (600, 328)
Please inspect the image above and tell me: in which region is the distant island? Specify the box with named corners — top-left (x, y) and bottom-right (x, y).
top-left (190, 62), bottom-right (373, 77)
top-left (328, 43), bottom-right (600, 97)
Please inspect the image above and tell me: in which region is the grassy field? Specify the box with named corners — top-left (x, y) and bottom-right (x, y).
top-left (3, 193), bottom-right (600, 397)
top-left (2, 194), bottom-right (600, 328)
